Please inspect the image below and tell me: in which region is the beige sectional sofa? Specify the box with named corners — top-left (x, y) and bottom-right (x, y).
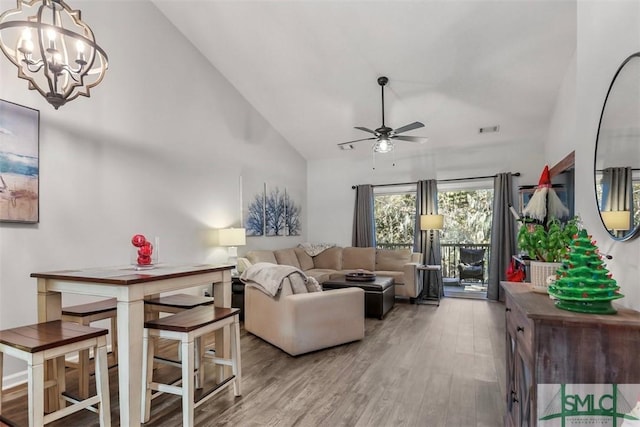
top-left (244, 246), bottom-right (423, 299)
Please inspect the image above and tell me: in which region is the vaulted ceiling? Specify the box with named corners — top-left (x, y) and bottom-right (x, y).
top-left (153, 1), bottom-right (577, 161)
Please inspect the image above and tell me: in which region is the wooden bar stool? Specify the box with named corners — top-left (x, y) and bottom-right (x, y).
top-left (0, 321), bottom-right (110, 427)
top-left (144, 294), bottom-right (214, 380)
top-left (61, 298), bottom-right (118, 399)
top-left (141, 306), bottom-right (241, 426)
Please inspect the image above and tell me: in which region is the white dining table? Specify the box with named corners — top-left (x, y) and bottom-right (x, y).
top-left (31, 263), bottom-right (233, 427)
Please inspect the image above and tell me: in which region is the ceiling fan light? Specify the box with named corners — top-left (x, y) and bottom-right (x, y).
top-left (374, 138), bottom-right (393, 153)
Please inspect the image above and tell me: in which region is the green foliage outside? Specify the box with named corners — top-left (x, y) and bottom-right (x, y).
top-left (437, 190), bottom-right (493, 244)
top-left (374, 193), bottom-right (416, 247)
top-left (374, 189), bottom-right (494, 247)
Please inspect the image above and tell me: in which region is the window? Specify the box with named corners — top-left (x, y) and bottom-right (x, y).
top-left (373, 183), bottom-right (493, 250)
top-left (437, 188), bottom-right (493, 244)
top-left (374, 186), bottom-right (416, 250)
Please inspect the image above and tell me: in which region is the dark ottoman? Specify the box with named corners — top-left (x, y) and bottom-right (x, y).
top-left (322, 275), bottom-right (395, 319)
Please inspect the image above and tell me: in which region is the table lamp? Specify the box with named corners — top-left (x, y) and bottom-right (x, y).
top-left (420, 214), bottom-right (444, 234)
top-left (420, 214), bottom-right (444, 264)
top-left (217, 228), bottom-right (246, 269)
top-left (601, 210), bottom-right (631, 231)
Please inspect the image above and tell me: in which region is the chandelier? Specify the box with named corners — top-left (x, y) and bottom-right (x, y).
top-left (0, 0), bottom-right (108, 109)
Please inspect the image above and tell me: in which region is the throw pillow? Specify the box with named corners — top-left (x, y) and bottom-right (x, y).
top-left (236, 257), bottom-right (252, 274)
top-left (305, 277), bottom-right (322, 293)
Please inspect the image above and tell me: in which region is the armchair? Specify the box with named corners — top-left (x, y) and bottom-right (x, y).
top-left (457, 247), bottom-right (486, 283)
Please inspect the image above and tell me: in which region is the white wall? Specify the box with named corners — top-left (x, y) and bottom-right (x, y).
top-left (0, 0), bottom-right (306, 382)
top-left (544, 1), bottom-right (640, 309)
top-left (307, 139), bottom-right (544, 246)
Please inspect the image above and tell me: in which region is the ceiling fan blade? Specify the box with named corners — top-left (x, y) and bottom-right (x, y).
top-left (354, 126), bottom-right (378, 135)
top-left (392, 135), bottom-right (428, 143)
top-left (392, 121), bottom-right (424, 135)
top-left (338, 137), bottom-right (377, 146)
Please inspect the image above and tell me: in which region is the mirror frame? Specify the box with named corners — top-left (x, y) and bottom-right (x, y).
top-left (593, 52), bottom-right (640, 242)
top-left (550, 150), bottom-right (575, 218)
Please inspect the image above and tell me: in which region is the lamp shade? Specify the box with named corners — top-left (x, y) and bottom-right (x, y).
top-left (217, 228), bottom-right (246, 246)
top-left (601, 211), bottom-right (631, 231)
top-left (420, 214), bottom-right (444, 231)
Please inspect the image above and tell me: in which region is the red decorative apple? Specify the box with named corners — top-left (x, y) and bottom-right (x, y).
top-left (137, 255), bottom-right (152, 265)
top-left (131, 234), bottom-right (147, 247)
top-left (138, 245), bottom-right (153, 257)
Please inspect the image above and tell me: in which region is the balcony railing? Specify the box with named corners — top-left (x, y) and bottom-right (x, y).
top-left (377, 242), bottom-right (491, 283)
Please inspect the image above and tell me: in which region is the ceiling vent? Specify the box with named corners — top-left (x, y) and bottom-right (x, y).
top-left (479, 125), bottom-right (500, 134)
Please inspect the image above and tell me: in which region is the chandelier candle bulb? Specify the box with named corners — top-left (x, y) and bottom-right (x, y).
top-left (75, 40), bottom-right (85, 62)
top-left (47, 28), bottom-right (56, 50)
top-left (19, 27), bottom-right (31, 52)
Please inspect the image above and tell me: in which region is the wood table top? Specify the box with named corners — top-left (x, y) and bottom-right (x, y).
top-left (31, 264), bottom-right (234, 285)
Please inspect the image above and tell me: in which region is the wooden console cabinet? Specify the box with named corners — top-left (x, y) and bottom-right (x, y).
top-left (501, 281), bottom-right (640, 426)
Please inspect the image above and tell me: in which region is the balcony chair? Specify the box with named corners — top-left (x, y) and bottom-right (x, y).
top-left (457, 247), bottom-right (486, 283)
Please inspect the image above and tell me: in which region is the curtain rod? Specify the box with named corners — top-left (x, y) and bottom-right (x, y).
top-left (351, 172), bottom-right (521, 189)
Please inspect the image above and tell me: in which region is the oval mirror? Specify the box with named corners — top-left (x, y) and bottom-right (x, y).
top-left (594, 52), bottom-right (640, 241)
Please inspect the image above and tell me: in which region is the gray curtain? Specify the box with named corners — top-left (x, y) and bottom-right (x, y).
top-left (414, 179), bottom-right (442, 298)
top-left (487, 173), bottom-right (516, 301)
top-left (352, 184), bottom-right (376, 247)
top-left (601, 167), bottom-right (633, 237)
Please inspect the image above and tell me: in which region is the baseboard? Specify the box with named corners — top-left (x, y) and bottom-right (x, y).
top-left (2, 370), bottom-right (27, 391)
top-left (1, 343), bottom-right (114, 392)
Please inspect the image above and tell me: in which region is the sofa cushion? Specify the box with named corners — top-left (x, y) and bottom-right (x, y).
top-left (343, 247), bottom-right (375, 271)
top-left (313, 247), bottom-right (343, 270)
top-left (245, 250), bottom-right (277, 265)
top-left (375, 270), bottom-right (405, 285)
top-left (376, 248), bottom-right (412, 271)
top-left (294, 247), bottom-right (314, 271)
top-left (305, 269), bottom-right (337, 284)
top-left (274, 248), bottom-right (301, 269)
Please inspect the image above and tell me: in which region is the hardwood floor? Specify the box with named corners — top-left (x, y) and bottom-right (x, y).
top-left (1, 297), bottom-right (506, 426)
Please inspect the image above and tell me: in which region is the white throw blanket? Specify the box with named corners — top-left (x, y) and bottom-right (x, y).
top-left (241, 262), bottom-right (320, 296)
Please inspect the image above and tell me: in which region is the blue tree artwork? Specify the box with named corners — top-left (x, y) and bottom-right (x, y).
top-left (246, 191), bottom-right (265, 236)
top-left (246, 184), bottom-right (301, 236)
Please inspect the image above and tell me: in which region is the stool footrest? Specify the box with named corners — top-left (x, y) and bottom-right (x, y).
top-left (194, 375), bottom-right (236, 407)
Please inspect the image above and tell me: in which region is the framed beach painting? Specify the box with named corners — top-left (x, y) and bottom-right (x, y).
top-left (0, 99), bottom-right (39, 223)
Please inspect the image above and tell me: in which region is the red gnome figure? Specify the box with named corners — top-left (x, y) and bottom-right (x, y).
top-left (522, 165), bottom-right (569, 223)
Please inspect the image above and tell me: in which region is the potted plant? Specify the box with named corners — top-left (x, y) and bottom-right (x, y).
top-left (517, 217), bottom-right (579, 262)
top-left (517, 216), bottom-right (579, 291)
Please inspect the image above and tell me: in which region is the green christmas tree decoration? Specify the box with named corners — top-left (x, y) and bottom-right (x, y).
top-left (548, 228), bottom-right (623, 314)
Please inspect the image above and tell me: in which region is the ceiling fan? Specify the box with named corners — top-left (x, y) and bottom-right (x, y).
top-left (338, 76), bottom-right (428, 153)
